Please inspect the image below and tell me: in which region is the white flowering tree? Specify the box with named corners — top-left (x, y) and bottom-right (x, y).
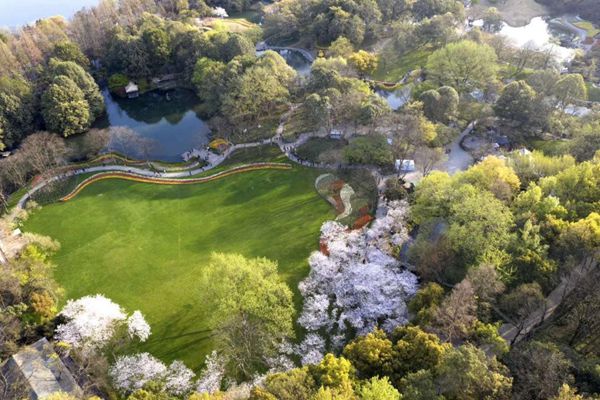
top-left (110, 353), bottom-right (167, 394)
top-left (196, 351), bottom-right (226, 394)
top-left (212, 7), bottom-right (228, 18)
top-left (55, 294), bottom-right (150, 354)
top-left (165, 360), bottom-right (196, 396)
top-left (110, 353), bottom-right (196, 396)
top-left (296, 201), bottom-right (419, 363)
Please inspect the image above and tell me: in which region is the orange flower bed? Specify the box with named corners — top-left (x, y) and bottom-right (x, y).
top-left (352, 214), bottom-right (374, 230)
top-left (60, 163), bottom-right (292, 202)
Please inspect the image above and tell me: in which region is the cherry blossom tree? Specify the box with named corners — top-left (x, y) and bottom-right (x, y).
top-left (110, 353), bottom-right (167, 394)
top-left (196, 351), bottom-right (226, 394)
top-left (127, 310), bottom-right (151, 342)
top-left (211, 7), bottom-right (228, 18)
top-left (165, 360), bottom-right (196, 396)
top-left (54, 294), bottom-right (150, 354)
top-left (296, 201), bottom-right (419, 363)
top-left (110, 353), bottom-right (196, 396)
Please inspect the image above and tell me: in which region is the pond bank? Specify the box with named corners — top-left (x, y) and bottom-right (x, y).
top-left (467, 0), bottom-right (549, 27)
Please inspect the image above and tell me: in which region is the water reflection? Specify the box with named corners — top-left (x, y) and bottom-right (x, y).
top-left (495, 17), bottom-right (577, 63)
top-left (376, 85), bottom-right (413, 111)
top-left (93, 89), bottom-right (211, 162)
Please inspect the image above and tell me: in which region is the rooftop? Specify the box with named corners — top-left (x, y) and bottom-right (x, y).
top-left (1, 338), bottom-right (83, 400)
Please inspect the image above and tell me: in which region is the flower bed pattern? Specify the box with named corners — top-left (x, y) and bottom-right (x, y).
top-left (60, 163), bottom-right (292, 202)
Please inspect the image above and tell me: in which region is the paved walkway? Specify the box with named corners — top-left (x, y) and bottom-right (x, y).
top-left (437, 121), bottom-right (475, 175)
top-left (500, 255), bottom-right (598, 344)
top-left (16, 115), bottom-right (477, 209)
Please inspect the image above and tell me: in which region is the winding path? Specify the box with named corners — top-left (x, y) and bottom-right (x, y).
top-left (499, 255), bottom-right (599, 344)
top-left (16, 111), bottom-right (478, 209)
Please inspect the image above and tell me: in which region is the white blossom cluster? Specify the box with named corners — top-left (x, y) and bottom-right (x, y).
top-left (196, 351), bottom-right (226, 394)
top-left (127, 310), bottom-right (152, 342)
top-left (211, 7), bottom-right (228, 18)
top-left (297, 201), bottom-right (419, 363)
top-left (110, 353), bottom-right (195, 395)
top-left (165, 360), bottom-right (196, 396)
top-left (55, 294), bottom-right (150, 354)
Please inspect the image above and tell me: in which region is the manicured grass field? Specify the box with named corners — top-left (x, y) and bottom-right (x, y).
top-left (372, 45), bottom-right (432, 82)
top-left (23, 164), bottom-right (334, 371)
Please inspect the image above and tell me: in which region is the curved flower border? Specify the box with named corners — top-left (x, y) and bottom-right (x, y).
top-left (60, 163), bottom-right (292, 202)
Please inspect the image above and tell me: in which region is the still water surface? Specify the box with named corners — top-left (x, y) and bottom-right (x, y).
top-left (0, 0), bottom-right (99, 27)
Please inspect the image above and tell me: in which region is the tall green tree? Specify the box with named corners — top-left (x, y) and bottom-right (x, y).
top-left (494, 80), bottom-right (539, 127)
top-left (41, 76), bottom-right (91, 137)
top-left (0, 76), bottom-right (35, 149)
top-left (435, 344), bottom-right (512, 400)
top-left (357, 377), bottom-right (401, 400)
top-left (426, 40), bottom-right (498, 93)
top-left (51, 40), bottom-right (90, 67)
top-left (197, 253), bottom-right (295, 381)
top-left (192, 57), bottom-right (227, 114)
top-left (48, 58), bottom-right (104, 120)
top-left (553, 73), bottom-right (587, 110)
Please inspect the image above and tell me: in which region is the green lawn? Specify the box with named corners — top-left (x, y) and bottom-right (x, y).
top-left (573, 20), bottom-right (600, 38)
top-left (23, 164), bottom-right (334, 371)
top-left (372, 45), bottom-right (432, 82)
top-left (296, 137), bottom-right (348, 164)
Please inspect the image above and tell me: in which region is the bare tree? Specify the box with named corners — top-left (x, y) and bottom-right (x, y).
top-left (80, 129), bottom-right (110, 160)
top-left (18, 132), bottom-right (68, 177)
top-left (431, 280), bottom-right (478, 343)
top-left (415, 146), bottom-right (446, 176)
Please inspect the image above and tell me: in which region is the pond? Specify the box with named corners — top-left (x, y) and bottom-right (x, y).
top-left (376, 85), bottom-right (413, 111)
top-left (0, 0), bottom-right (99, 27)
top-left (93, 89), bottom-right (211, 162)
top-left (471, 17), bottom-right (578, 63)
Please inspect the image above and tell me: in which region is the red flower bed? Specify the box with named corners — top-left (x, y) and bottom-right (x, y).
top-left (352, 214), bottom-right (374, 230)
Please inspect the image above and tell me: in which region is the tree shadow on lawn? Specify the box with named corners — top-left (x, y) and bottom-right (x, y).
top-left (133, 305), bottom-right (216, 371)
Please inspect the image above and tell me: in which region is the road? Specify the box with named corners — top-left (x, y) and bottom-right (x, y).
top-left (437, 121), bottom-right (475, 175)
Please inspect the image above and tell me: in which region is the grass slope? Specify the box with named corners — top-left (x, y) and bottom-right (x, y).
top-left (23, 165), bottom-right (334, 371)
top-left (373, 45), bottom-right (431, 82)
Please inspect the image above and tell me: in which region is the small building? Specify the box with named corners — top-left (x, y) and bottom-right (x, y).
top-left (1, 338), bottom-right (83, 400)
top-left (125, 82), bottom-right (139, 99)
top-left (1, 151), bottom-right (11, 158)
top-left (329, 129), bottom-right (343, 140)
top-left (395, 159), bottom-right (415, 172)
